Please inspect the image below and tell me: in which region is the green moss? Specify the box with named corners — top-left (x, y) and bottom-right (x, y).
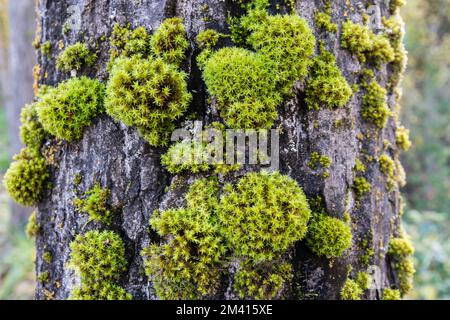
top-left (143, 178), bottom-right (226, 299)
top-left (36, 77), bottom-right (105, 141)
top-left (354, 159), bottom-right (366, 173)
top-left (389, 0), bottom-right (406, 14)
top-left (356, 272), bottom-right (371, 290)
top-left (306, 213), bottom-right (352, 258)
top-left (388, 235), bottom-right (416, 296)
top-left (396, 125), bottom-right (411, 151)
top-left (19, 103), bottom-right (46, 152)
top-left (69, 230), bottom-right (131, 300)
top-left (308, 152), bottom-right (332, 178)
top-left (26, 211), bottom-right (39, 238)
top-left (74, 183), bottom-right (112, 224)
top-left (71, 282), bottom-right (132, 300)
top-left (144, 171), bottom-right (311, 300)
top-left (379, 154), bottom-right (396, 190)
top-left (43, 251), bottom-right (52, 264)
top-left (246, 13), bottom-right (316, 95)
top-left (38, 271), bottom-right (49, 284)
top-left (341, 278), bottom-right (363, 300)
top-left (148, 17), bottom-right (189, 67)
top-left (73, 173), bottom-right (82, 186)
top-left (69, 230), bottom-right (127, 281)
top-left (341, 20), bottom-right (395, 64)
top-left (306, 45), bottom-right (352, 110)
top-left (106, 56), bottom-right (191, 146)
top-left (41, 41), bottom-right (51, 57)
top-left (362, 79), bottom-right (392, 129)
top-left (353, 177), bottom-right (371, 197)
top-left (202, 47), bottom-right (280, 129)
top-left (56, 42), bottom-right (97, 72)
top-left (314, 2), bottom-right (337, 33)
top-left (234, 261), bottom-right (292, 300)
top-left (219, 171), bottom-right (311, 262)
top-left (383, 15), bottom-right (407, 88)
top-left (196, 29), bottom-right (220, 49)
top-left (201, 8), bottom-right (314, 129)
top-left (109, 23), bottom-right (152, 68)
top-left (3, 148), bottom-right (49, 206)
top-left (382, 288), bottom-right (401, 300)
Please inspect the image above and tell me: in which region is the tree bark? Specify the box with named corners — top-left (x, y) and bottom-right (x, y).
top-left (34, 0), bottom-right (405, 300)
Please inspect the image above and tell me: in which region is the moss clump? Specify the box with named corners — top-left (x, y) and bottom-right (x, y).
top-left (150, 17), bottom-right (189, 66)
top-left (341, 278), bottom-right (363, 300)
top-left (3, 148), bottom-right (49, 206)
top-left (143, 178), bottom-right (226, 299)
top-left (144, 171), bottom-right (311, 300)
top-left (69, 230), bottom-right (131, 300)
top-left (382, 288), bottom-right (401, 300)
top-left (383, 15), bottom-right (407, 88)
top-left (196, 29), bottom-right (220, 49)
top-left (43, 251), bottom-right (52, 264)
top-left (234, 261), bottom-right (292, 300)
top-left (396, 125), bottom-right (411, 151)
top-left (219, 171), bottom-right (311, 262)
top-left (36, 77), bottom-right (105, 141)
top-left (306, 214), bottom-right (352, 258)
top-left (19, 103), bottom-right (46, 152)
top-left (71, 282), bottom-right (132, 300)
top-left (362, 80), bottom-right (392, 129)
top-left (202, 47), bottom-right (280, 129)
top-left (56, 42), bottom-right (97, 72)
top-left (246, 13), bottom-right (316, 95)
top-left (379, 154), bottom-right (396, 190)
top-left (353, 177), bottom-right (371, 197)
top-left (388, 235), bottom-right (416, 296)
top-left (341, 20), bottom-right (395, 64)
top-left (389, 0), bottom-right (406, 14)
top-left (201, 8), bottom-right (314, 129)
top-left (356, 272), bottom-right (371, 290)
top-left (109, 24), bottom-right (152, 67)
top-left (38, 271), bottom-right (49, 284)
top-left (26, 211), bottom-right (39, 238)
top-left (74, 183), bottom-right (112, 225)
top-left (106, 56), bottom-right (191, 146)
top-left (41, 41), bottom-right (51, 56)
top-left (306, 46), bottom-right (353, 110)
top-left (314, 2), bottom-right (337, 33)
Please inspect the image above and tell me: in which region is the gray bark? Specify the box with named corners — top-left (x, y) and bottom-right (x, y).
top-left (35, 0), bottom-right (403, 300)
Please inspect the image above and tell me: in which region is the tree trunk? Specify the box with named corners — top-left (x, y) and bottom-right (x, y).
top-left (33, 0), bottom-right (408, 300)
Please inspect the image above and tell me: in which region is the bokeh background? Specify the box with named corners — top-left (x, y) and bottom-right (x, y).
top-left (0, 0), bottom-right (449, 299)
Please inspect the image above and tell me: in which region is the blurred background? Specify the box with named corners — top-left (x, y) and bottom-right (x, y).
top-left (0, 0), bottom-right (449, 299)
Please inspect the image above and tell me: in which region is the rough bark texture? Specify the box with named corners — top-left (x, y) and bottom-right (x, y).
top-left (35, 0), bottom-right (404, 300)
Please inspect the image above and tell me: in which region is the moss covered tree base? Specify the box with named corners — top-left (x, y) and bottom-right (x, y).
top-left (32, 0), bottom-right (410, 300)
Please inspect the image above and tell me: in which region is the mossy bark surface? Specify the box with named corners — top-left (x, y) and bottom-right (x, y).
top-left (35, 0), bottom-right (405, 300)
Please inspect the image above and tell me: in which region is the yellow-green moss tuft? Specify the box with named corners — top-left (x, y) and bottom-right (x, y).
top-left (36, 77), bottom-right (105, 141)
top-left (341, 278), bottom-right (363, 300)
top-left (379, 154), bottom-right (396, 190)
top-left (353, 177), bottom-right (371, 197)
top-left (388, 235), bottom-right (416, 296)
top-left (56, 42), bottom-right (97, 72)
top-left (74, 183), bottom-right (112, 225)
top-left (143, 178), bottom-right (226, 299)
top-left (341, 20), bottom-right (395, 64)
top-left (306, 213), bottom-right (352, 258)
top-left (306, 46), bottom-right (353, 110)
top-left (382, 288), bottom-right (401, 300)
top-left (105, 56), bottom-right (191, 146)
top-left (19, 103), bottom-right (46, 152)
top-left (3, 148), bottom-right (49, 206)
top-left (71, 281), bottom-right (132, 300)
top-left (219, 171), bottom-right (311, 262)
top-left (150, 17), bottom-right (189, 66)
top-left (362, 79), bottom-right (392, 129)
top-left (314, 2), bottom-right (337, 33)
top-left (396, 125), bottom-right (412, 151)
top-left (26, 211), bottom-right (39, 238)
top-left (202, 47), bottom-right (280, 129)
